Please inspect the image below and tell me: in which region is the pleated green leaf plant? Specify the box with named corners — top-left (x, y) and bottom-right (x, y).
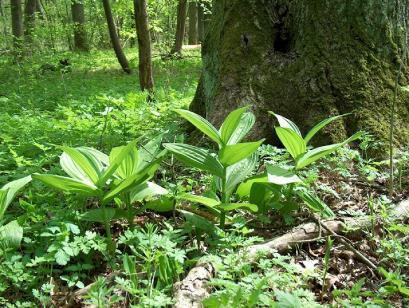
top-left (33, 137), bottom-right (167, 254)
top-left (164, 106), bottom-right (264, 228)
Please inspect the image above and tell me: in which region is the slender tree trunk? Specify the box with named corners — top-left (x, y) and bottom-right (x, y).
top-left (133, 0), bottom-right (154, 93)
top-left (188, 1), bottom-right (197, 45)
top-left (170, 0), bottom-right (187, 54)
top-left (102, 0), bottom-right (131, 74)
top-left (197, 2), bottom-right (204, 43)
top-left (35, 0), bottom-right (46, 20)
top-left (24, 0), bottom-right (36, 46)
top-left (0, 0), bottom-right (9, 48)
top-left (191, 0), bottom-right (409, 148)
top-left (71, 0), bottom-right (88, 51)
top-left (203, 1), bottom-right (211, 36)
top-left (10, 0), bottom-right (23, 50)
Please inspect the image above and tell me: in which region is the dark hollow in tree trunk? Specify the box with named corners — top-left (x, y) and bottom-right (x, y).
top-left (71, 0), bottom-right (89, 51)
top-left (197, 2), bottom-right (204, 43)
top-left (133, 0), bottom-right (154, 92)
top-left (10, 0), bottom-right (23, 50)
top-left (188, 1), bottom-right (198, 45)
top-left (102, 0), bottom-right (131, 74)
top-left (191, 0), bottom-right (409, 148)
top-left (171, 0), bottom-right (187, 54)
top-left (24, 0), bottom-right (36, 46)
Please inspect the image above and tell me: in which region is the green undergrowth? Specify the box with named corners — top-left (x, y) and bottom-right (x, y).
top-left (0, 49), bottom-right (408, 307)
top-left (0, 48), bottom-right (200, 180)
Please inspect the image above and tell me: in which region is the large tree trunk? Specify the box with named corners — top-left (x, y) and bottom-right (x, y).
top-left (71, 0), bottom-right (89, 51)
top-left (10, 0), bottom-right (23, 50)
top-left (133, 0), bottom-right (154, 92)
top-left (171, 0), bottom-right (187, 54)
top-left (24, 0), bottom-right (36, 46)
top-left (191, 0), bottom-right (409, 147)
top-left (102, 0), bottom-right (131, 74)
top-left (188, 1), bottom-right (198, 45)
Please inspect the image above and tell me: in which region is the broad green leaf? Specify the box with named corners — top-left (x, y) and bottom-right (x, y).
top-left (137, 135), bottom-right (163, 172)
top-left (178, 193), bottom-right (220, 207)
top-left (270, 112), bottom-right (302, 136)
top-left (130, 182), bottom-right (168, 203)
top-left (304, 114), bottom-right (348, 144)
top-left (175, 109), bottom-right (222, 145)
top-left (275, 127), bottom-right (306, 160)
top-left (227, 112), bottom-right (256, 145)
top-left (77, 147), bottom-right (108, 175)
top-left (297, 190), bottom-right (335, 218)
top-left (1, 175), bottom-right (31, 213)
top-left (164, 143), bottom-right (224, 177)
top-left (219, 139), bottom-right (264, 166)
top-left (111, 145), bottom-right (139, 179)
top-left (248, 183), bottom-right (271, 213)
top-left (99, 140), bottom-right (137, 186)
top-left (0, 220), bottom-right (23, 250)
top-left (266, 165), bottom-right (302, 185)
top-left (179, 210), bottom-right (216, 234)
top-left (295, 131), bottom-right (362, 169)
top-left (60, 152), bottom-right (93, 185)
top-left (0, 190), bottom-right (8, 221)
top-left (224, 153), bottom-right (258, 194)
top-left (62, 146), bottom-right (100, 185)
top-left (236, 174), bottom-right (268, 199)
top-left (80, 208), bottom-right (116, 223)
top-left (32, 174), bottom-right (99, 196)
top-left (103, 159), bottom-right (162, 204)
top-left (220, 203), bottom-right (258, 212)
top-left (220, 106), bottom-right (248, 144)
top-left (249, 182), bottom-right (281, 213)
top-left (146, 196), bottom-right (174, 212)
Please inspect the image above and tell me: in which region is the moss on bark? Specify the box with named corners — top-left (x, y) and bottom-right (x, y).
top-left (191, 0), bottom-right (409, 148)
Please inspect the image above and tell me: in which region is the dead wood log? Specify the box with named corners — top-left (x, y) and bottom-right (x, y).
top-left (173, 199), bottom-right (409, 308)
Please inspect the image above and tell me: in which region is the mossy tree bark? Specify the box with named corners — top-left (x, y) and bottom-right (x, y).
top-left (191, 0), bottom-right (409, 146)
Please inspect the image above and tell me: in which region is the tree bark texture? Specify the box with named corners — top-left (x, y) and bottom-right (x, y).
top-left (134, 0), bottom-right (154, 92)
top-left (188, 1), bottom-right (198, 45)
top-left (171, 0), bottom-right (187, 54)
top-left (71, 0), bottom-right (88, 51)
top-left (24, 0), bottom-right (36, 45)
top-left (197, 2), bottom-right (204, 43)
top-left (191, 0), bottom-right (409, 147)
top-left (102, 0), bottom-right (131, 74)
top-left (10, 0), bottom-right (23, 49)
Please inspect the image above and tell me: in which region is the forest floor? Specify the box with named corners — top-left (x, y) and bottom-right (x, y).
top-left (0, 49), bottom-right (408, 307)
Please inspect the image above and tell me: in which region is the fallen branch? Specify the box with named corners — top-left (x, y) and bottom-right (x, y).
top-left (173, 199), bottom-right (409, 308)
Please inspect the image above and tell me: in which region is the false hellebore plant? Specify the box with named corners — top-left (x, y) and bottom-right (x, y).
top-left (0, 176), bottom-right (31, 253)
top-left (237, 113), bottom-right (361, 220)
top-left (164, 107), bottom-right (264, 228)
top-left (33, 137), bottom-right (167, 253)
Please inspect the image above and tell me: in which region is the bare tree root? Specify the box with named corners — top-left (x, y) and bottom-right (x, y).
top-left (173, 199), bottom-right (409, 308)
